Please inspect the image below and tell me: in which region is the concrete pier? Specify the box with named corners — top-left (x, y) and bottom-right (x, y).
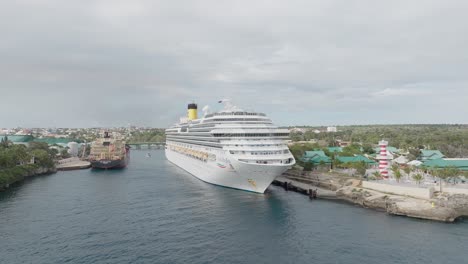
top-left (275, 170), bottom-right (468, 222)
top-left (56, 157), bottom-right (91, 171)
top-left (273, 175), bottom-right (337, 199)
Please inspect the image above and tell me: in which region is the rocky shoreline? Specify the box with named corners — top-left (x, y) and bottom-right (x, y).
top-left (275, 171), bottom-right (468, 222)
top-left (0, 166), bottom-right (57, 191)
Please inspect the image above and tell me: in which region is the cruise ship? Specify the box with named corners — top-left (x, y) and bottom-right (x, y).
top-left (165, 100), bottom-right (295, 193)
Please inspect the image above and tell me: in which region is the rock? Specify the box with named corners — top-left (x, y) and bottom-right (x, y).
top-left (336, 185), bottom-right (468, 222)
top-left (282, 170), bottom-right (468, 222)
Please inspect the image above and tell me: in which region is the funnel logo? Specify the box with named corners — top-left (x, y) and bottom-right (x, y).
top-left (248, 179), bottom-right (257, 188)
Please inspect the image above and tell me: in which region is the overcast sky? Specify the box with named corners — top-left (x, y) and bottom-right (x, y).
top-left (1, 0), bottom-right (467, 128)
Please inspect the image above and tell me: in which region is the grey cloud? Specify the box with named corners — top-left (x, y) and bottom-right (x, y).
top-left (1, 0), bottom-right (468, 127)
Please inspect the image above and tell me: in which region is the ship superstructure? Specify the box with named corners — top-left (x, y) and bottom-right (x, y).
top-left (89, 132), bottom-right (130, 169)
top-left (165, 100), bottom-right (295, 193)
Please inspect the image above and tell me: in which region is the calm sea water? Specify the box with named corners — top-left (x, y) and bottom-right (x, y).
top-left (1, 150), bottom-right (467, 264)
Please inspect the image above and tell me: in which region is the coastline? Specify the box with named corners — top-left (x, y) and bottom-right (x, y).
top-left (0, 165), bottom-right (57, 191)
top-left (275, 170), bottom-right (468, 222)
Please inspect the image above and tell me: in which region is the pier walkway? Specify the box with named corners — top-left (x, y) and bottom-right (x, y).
top-left (274, 175), bottom-right (337, 199)
top-left (56, 157), bottom-right (91, 171)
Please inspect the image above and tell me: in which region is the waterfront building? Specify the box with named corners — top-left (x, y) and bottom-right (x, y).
top-left (393, 155), bottom-right (409, 165)
top-left (301, 150), bottom-right (332, 171)
top-left (419, 150), bottom-right (445, 161)
top-left (407, 160), bottom-right (423, 166)
top-left (327, 146), bottom-right (343, 153)
top-left (335, 140), bottom-right (351, 147)
top-left (336, 155), bottom-right (378, 168)
top-left (67, 142), bottom-right (79, 157)
top-left (0, 135), bottom-right (34, 146)
top-left (423, 158), bottom-right (468, 171)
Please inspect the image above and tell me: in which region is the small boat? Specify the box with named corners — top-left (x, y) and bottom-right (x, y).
top-left (146, 153), bottom-right (152, 158)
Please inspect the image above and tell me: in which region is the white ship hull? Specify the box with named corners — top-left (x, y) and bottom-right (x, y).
top-left (165, 147), bottom-right (290, 193)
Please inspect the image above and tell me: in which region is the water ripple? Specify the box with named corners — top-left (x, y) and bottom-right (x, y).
top-left (1, 150), bottom-right (467, 264)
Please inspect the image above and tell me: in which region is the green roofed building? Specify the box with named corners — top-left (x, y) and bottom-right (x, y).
top-left (301, 150), bottom-right (332, 171)
top-left (423, 159), bottom-right (468, 171)
top-left (0, 135), bottom-right (34, 144)
top-left (419, 150), bottom-right (445, 161)
top-left (336, 155), bottom-right (378, 166)
top-left (335, 155), bottom-right (378, 168)
top-left (327, 147), bottom-right (343, 153)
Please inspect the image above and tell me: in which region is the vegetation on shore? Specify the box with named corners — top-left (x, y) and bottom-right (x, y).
top-left (127, 129), bottom-right (165, 143)
top-left (0, 138), bottom-right (56, 188)
top-left (289, 139), bottom-right (468, 184)
top-left (290, 124), bottom-right (468, 158)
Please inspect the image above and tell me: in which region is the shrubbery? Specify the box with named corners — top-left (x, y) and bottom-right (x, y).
top-left (0, 139), bottom-right (55, 188)
top-left (0, 164), bottom-right (39, 186)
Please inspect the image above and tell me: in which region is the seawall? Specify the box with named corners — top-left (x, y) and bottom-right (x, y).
top-left (0, 165), bottom-right (57, 191)
top-left (275, 171), bottom-right (468, 222)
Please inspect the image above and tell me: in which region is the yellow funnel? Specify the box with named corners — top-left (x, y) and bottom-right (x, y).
top-left (188, 103), bottom-right (198, 120)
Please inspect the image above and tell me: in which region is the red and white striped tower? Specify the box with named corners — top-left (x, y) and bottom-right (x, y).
top-left (378, 140), bottom-right (389, 179)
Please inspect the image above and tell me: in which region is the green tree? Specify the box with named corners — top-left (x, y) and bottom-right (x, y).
top-left (394, 169), bottom-right (402, 183)
top-left (362, 144), bottom-right (375, 154)
top-left (30, 149), bottom-right (54, 168)
top-left (303, 161), bottom-right (313, 171)
top-left (0, 136), bottom-right (12, 149)
top-left (351, 161), bottom-right (367, 177)
top-left (28, 142), bottom-right (50, 151)
top-left (403, 166), bottom-right (412, 180)
top-left (10, 145), bottom-right (31, 165)
top-left (0, 149), bottom-right (15, 168)
top-left (288, 143), bottom-right (320, 161)
top-left (371, 170), bottom-right (382, 180)
top-left (341, 144), bottom-right (362, 156)
top-left (412, 173), bottom-right (424, 186)
top-left (60, 149), bottom-right (71, 159)
top-left (442, 167), bottom-right (460, 184)
top-left (333, 158), bottom-right (342, 169)
top-left (290, 132), bottom-right (303, 142)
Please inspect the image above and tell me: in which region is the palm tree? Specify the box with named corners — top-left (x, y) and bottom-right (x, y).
top-left (394, 169), bottom-right (402, 183)
top-left (443, 167), bottom-right (460, 185)
top-left (372, 171), bottom-right (382, 180)
top-left (391, 164), bottom-right (400, 175)
top-left (430, 167), bottom-right (460, 192)
top-left (1, 136), bottom-right (10, 148)
top-left (412, 173), bottom-right (424, 186)
top-left (403, 166), bottom-right (412, 181)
